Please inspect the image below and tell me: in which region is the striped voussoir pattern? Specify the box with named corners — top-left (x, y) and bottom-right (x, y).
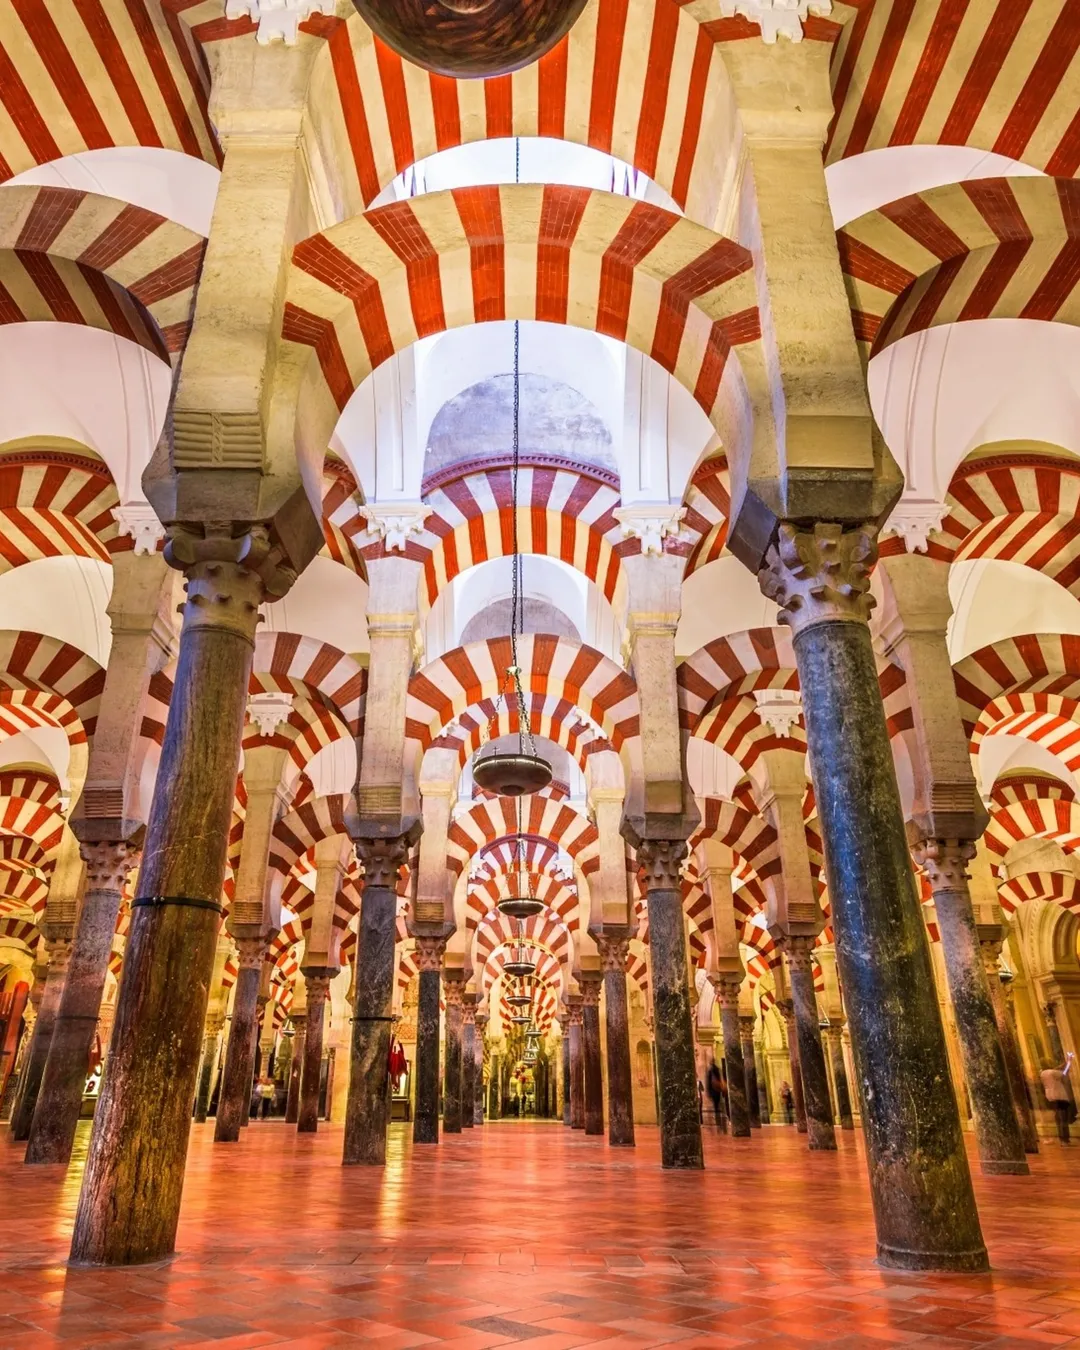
top-left (985, 795), bottom-right (1080, 859)
top-left (838, 176), bottom-right (1080, 363)
top-left (447, 794), bottom-right (599, 878)
top-left (882, 454), bottom-right (1080, 596)
top-left (474, 909), bottom-right (573, 974)
top-left (432, 692), bottom-right (615, 773)
top-left (0, 630), bottom-right (104, 744)
top-left (0, 913), bottom-right (37, 949)
top-left (678, 627), bottom-right (799, 734)
top-left (0, 185), bottom-right (207, 359)
top-left (283, 185), bottom-right (761, 459)
top-left (682, 453), bottom-right (730, 576)
top-left (0, 791), bottom-right (64, 858)
top-left (0, 0), bottom-right (219, 183)
top-left (408, 633), bottom-right (639, 751)
top-left (953, 633), bottom-right (1080, 764)
top-left (287, 0), bottom-right (730, 224)
top-left (0, 868), bottom-right (47, 917)
top-left (0, 451), bottom-right (124, 570)
top-left (466, 869), bottom-right (579, 932)
top-left (268, 793), bottom-right (360, 883)
top-left (252, 629), bottom-right (368, 734)
top-left (0, 832), bottom-right (49, 878)
top-left (998, 869), bottom-right (1080, 915)
top-left (991, 773), bottom-right (1076, 808)
top-left (827, 0), bottom-right (1080, 174)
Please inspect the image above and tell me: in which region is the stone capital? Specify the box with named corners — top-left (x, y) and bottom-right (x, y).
top-left (911, 838), bottom-right (975, 893)
top-left (567, 993), bottom-right (584, 1027)
top-left (634, 838), bottom-right (688, 891)
top-left (882, 498), bottom-right (948, 556)
top-left (230, 926), bottom-right (276, 970)
top-left (301, 969), bottom-right (335, 1000)
top-left (592, 929), bottom-right (633, 974)
top-left (613, 504), bottom-right (687, 556)
top-left (355, 825), bottom-right (419, 889)
top-left (738, 1014), bottom-right (757, 1040)
top-left (360, 502), bottom-right (433, 553)
top-left (578, 972), bottom-right (603, 1008)
top-left (246, 691), bottom-right (296, 737)
top-left (779, 933), bottom-right (817, 975)
top-left (718, 0), bottom-right (833, 43)
top-left (442, 970), bottom-right (465, 1008)
top-left (112, 501), bottom-right (166, 556)
top-left (709, 971), bottom-right (743, 1010)
top-left (225, 0), bottom-right (335, 45)
top-left (752, 688), bottom-right (804, 738)
top-left (759, 521), bottom-right (878, 636)
top-left (412, 934), bottom-right (450, 973)
top-left (79, 839), bottom-right (140, 893)
top-left (461, 992), bottom-right (479, 1025)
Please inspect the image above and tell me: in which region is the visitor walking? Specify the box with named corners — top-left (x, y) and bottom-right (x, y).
top-left (1041, 1052), bottom-right (1076, 1143)
top-left (780, 1080), bottom-right (794, 1125)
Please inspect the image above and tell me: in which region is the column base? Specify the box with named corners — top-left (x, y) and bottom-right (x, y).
top-left (979, 1158), bottom-right (1029, 1176)
top-left (877, 1242), bottom-right (989, 1273)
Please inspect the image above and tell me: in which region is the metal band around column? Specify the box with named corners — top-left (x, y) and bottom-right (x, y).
top-left (132, 895), bottom-right (224, 915)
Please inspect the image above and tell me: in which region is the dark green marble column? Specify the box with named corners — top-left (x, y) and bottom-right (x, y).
top-left (760, 522), bottom-right (986, 1272)
top-left (412, 936), bottom-right (447, 1144)
top-left (714, 975), bottom-right (751, 1138)
top-left (580, 976), bottom-right (604, 1136)
top-left (442, 973), bottom-right (464, 1134)
top-left (298, 970), bottom-right (332, 1134)
top-left (10, 929), bottom-right (72, 1142)
top-left (739, 1016), bottom-right (761, 1129)
top-left (825, 1024), bottom-right (854, 1130)
top-left (214, 936), bottom-right (269, 1142)
top-left (981, 946), bottom-right (1039, 1154)
top-left (461, 996), bottom-right (476, 1130)
top-left (285, 1024), bottom-right (304, 1123)
top-left (595, 933), bottom-right (635, 1147)
top-left (624, 831), bottom-right (703, 1170)
top-left (783, 937), bottom-right (836, 1151)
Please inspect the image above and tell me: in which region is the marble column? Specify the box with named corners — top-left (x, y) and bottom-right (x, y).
top-left (780, 1002), bottom-right (807, 1131)
top-left (560, 1016), bottom-right (571, 1125)
top-left (981, 942), bottom-right (1039, 1154)
top-left (759, 521), bottom-right (986, 1271)
top-left (442, 972), bottom-right (464, 1134)
top-left (215, 933), bottom-right (271, 1142)
top-left (913, 842), bottom-right (1028, 1175)
top-left (567, 997), bottom-right (585, 1129)
top-left (473, 1012), bottom-right (487, 1125)
top-left (755, 1047), bottom-right (771, 1124)
top-left (298, 970), bottom-right (332, 1133)
top-left (10, 929), bottom-right (73, 1142)
top-left (193, 1015), bottom-right (224, 1123)
top-left (739, 1017), bottom-right (761, 1129)
top-left (284, 1024), bottom-right (305, 1124)
top-left (343, 831), bottom-right (413, 1166)
top-left (412, 935), bottom-right (447, 1144)
top-left (783, 937), bottom-right (836, 1151)
top-left (461, 994), bottom-right (477, 1130)
top-left (714, 975), bottom-right (751, 1138)
top-left (627, 834), bottom-right (703, 1169)
top-left (595, 933), bottom-right (635, 1147)
top-left (24, 844), bottom-right (138, 1165)
top-left (824, 1023), bottom-right (855, 1130)
top-left (580, 975), bottom-right (604, 1137)
top-left (71, 527), bottom-right (293, 1267)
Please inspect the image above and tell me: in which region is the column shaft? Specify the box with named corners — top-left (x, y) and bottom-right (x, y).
top-left (473, 1017), bottom-right (486, 1125)
top-left (561, 1026), bottom-right (571, 1125)
top-left (782, 1006), bottom-right (807, 1131)
top-left (581, 983), bottom-right (604, 1137)
top-left (602, 962), bottom-right (635, 1146)
top-left (413, 963), bottom-right (442, 1144)
top-left (825, 1027), bottom-right (855, 1129)
top-left (568, 1013), bottom-right (584, 1129)
top-left (25, 846), bottom-right (135, 1165)
top-left (10, 937), bottom-right (72, 1142)
top-left (298, 973), bottom-right (331, 1133)
top-left (343, 836), bottom-right (410, 1165)
top-left (985, 963), bottom-right (1039, 1154)
top-left (284, 1025), bottom-right (305, 1124)
top-left (443, 984), bottom-right (463, 1134)
top-left (739, 1022), bottom-right (761, 1129)
top-left (638, 865), bottom-right (702, 1168)
top-left (214, 961), bottom-right (262, 1142)
top-left (71, 545), bottom-right (267, 1266)
top-left (785, 942), bottom-right (836, 1150)
top-left (925, 865), bottom-right (1027, 1175)
top-left (718, 989), bottom-right (751, 1139)
top-left (764, 523), bottom-right (986, 1271)
top-left (193, 1025), bottom-right (221, 1124)
top-left (461, 1016), bottom-right (476, 1130)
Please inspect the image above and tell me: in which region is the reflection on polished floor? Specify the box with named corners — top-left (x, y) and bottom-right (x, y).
top-left (1, 1121), bottom-right (1078, 1348)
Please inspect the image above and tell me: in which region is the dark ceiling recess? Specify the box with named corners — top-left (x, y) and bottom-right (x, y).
top-left (351, 0), bottom-right (589, 79)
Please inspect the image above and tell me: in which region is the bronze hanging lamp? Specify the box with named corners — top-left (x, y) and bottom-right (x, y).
top-left (503, 939), bottom-right (537, 979)
top-left (350, 0), bottom-right (588, 80)
top-left (471, 310), bottom-right (552, 799)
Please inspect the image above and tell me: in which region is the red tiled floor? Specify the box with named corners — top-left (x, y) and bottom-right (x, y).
top-left (1, 1121), bottom-right (1078, 1348)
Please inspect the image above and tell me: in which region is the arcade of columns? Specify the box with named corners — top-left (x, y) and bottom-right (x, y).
top-left (0, 0), bottom-right (1078, 1281)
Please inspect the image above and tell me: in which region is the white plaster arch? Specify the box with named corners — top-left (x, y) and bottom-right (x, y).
top-left (977, 739), bottom-right (1080, 801)
top-left (0, 556), bottom-right (111, 666)
top-left (676, 556), bottom-right (776, 659)
top-left (948, 559), bottom-right (1080, 663)
top-left (826, 145), bottom-right (1043, 230)
top-left (3, 147), bottom-right (220, 237)
top-left (0, 730), bottom-right (71, 790)
top-left (303, 738), bottom-right (358, 799)
top-left (262, 557), bottom-right (370, 658)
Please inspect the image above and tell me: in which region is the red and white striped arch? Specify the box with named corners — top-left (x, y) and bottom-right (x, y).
top-left (473, 909), bottom-right (573, 973)
top-left (427, 691), bottom-right (615, 777)
top-left (0, 630), bottom-right (104, 745)
top-left (448, 795), bottom-right (599, 878)
top-left (0, 792), bottom-right (64, 857)
top-left (0, 869), bottom-right (48, 916)
top-left (0, 1), bottom-right (219, 182)
top-left (252, 633), bottom-right (367, 739)
top-left (838, 177), bottom-right (1080, 363)
top-left (954, 633), bottom-right (1080, 749)
top-left (241, 699), bottom-right (351, 786)
top-left (0, 450), bottom-right (126, 571)
top-left (678, 627), bottom-right (798, 734)
top-left (682, 454), bottom-right (730, 577)
top-left (882, 453), bottom-right (1080, 599)
top-left (408, 634), bottom-right (639, 752)
top-left (689, 796), bottom-right (781, 880)
top-left (0, 913), bottom-right (38, 950)
top-left (283, 185), bottom-right (761, 472)
top-left (465, 867), bottom-right (579, 933)
top-left (999, 870), bottom-right (1080, 916)
top-left (827, 0), bottom-right (1080, 174)
top-left (991, 773), bottom-right (1075, 809)
top-left (985, 796), bottom-right (1080, 861)
top-left (0, 185), bottom-right (206, 359)
top-left (269, 792), bottom-right (359, 881)
top-left (287, 0), bottom-right (732, 224)
top-left (360, 465), bottom-right (627, 604)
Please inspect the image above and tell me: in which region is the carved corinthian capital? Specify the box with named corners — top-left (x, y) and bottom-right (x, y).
top-left (356, 833), bottom-right (412, 890)
top-left (413, 935), bottom-right (448, 973)
top-left (80, 840), bottom-right (140, 893)
top-left (635, 838), bottom-right (688, 891)
top-left (759, 522), bottom-right (878, 637)
top-left (911, 838), bottom-right (975, 893)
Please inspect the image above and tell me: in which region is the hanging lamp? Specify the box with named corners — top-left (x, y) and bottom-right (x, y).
top-left (350, 0), bottom-right (588, 80)
top-left (471, 178), bottom-right (552, 800)
top-left (506, 993), bottom-right (532, 1008)
top-left (503, 939), bottom-right (536, 979)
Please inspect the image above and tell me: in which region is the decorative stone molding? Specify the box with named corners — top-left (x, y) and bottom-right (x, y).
top-left (709, 971), bottom-right (743, 1010)
top-left (461, 993), bottom-right (478, 1025)
top-left (112, 502), bottom-right (166, 556)
top-left (759, 522), bottom-right (878, 636)
top-left (246, 691), bottom-right (295, 738)
top-left (739, 1014), bottom-right (757, 1040)
top-left (79, 840), bottom-right (139, 893)
top-left (302, 970), bottom-right (334, 1000)
top-left (884, 498), bottom-right (949, 554)
top-left (593, 932), bottom-right (631, 974)
top-left (360, 503), bottom-right (433, 553)
top-left (442, 972), bottom-right (465, 1008)
top-left (224, 0), bottom-right (335, 46)
top-left (752, 688), bottom-right (804, 738)
top-left (233, 934), bottom-right (272, 970)
top-left (613, 504), bottom-right (686, 556)
top-left (578, 973), bottom-right (602, 1008)
top-left (413, 935), bottom-right (448, 972)
top-left (911, 838), bottom-right (975, 892)
top-left (781, 933), bottom-right (816, 976)
top-left (718, 0), bottom-right (833, 43)
top-left (635, 838), bottom-right (689, 891)
top-left (171, 409), bottom-right (264, 470)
